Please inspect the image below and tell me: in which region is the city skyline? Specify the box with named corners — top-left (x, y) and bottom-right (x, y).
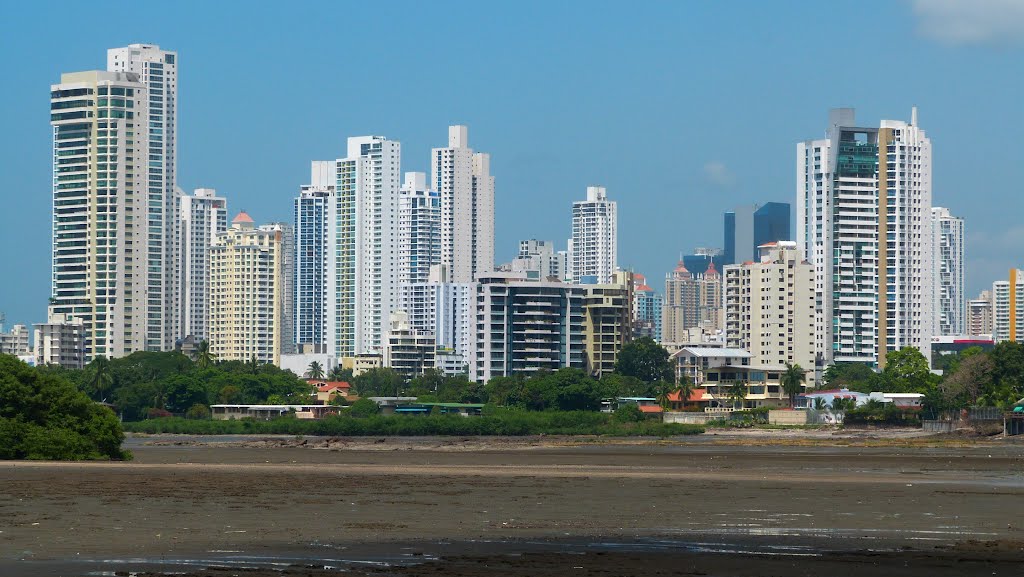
top-left (3, 1), bottom-right (1024, 327)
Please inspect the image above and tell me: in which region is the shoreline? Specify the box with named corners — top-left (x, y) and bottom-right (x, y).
top-left (9, 534), bottom-right (1024, 577)
top-left (3, 436), bottom-right (1022, 576)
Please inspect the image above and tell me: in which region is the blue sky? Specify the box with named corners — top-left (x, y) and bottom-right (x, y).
top-left (2, 0), bottom-right (1023, 328)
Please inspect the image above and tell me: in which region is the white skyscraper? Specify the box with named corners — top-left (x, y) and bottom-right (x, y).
top-left (49, 70), bottom-right (149, 361)
top-left (108, 44), bottom-right (180, 351)
top-left (397, 266), bottom-right (474, 374)
top-left (932, 207), bottom-right (965, 336)
top-left (797, 108), bottom-right (934, 369)
top-left (294, 161), bottom-right (335, 349)
top-left (398, 172), bottom-right (441, 286)
top-left (328, 136), bottom-right (401, 357)
top-left (179, 188), bottom-right (227, 343)
top-left (993, 270), bottom-right (1024, 344)
top-left (569, 186), bottom-right (617, 284)
top-left (432, 125), bottom-right (494, 282)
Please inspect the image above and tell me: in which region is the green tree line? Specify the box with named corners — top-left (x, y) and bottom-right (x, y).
top-left (821, 342), bottom-right (1024, 415)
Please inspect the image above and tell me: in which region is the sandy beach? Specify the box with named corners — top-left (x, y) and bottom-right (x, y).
top-left (2, 432), bottom-right (1022, 576)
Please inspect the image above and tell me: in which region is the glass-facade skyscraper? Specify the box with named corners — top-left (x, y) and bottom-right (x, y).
top-left (723, 202), bottom-right (791, 265)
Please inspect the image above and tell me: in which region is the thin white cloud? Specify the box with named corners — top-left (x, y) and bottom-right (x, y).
top-left (912, 0), bottom-right (1024, 45)
top-left (971, 225), bottom-right (1024, 250)
top-left (703, 161), bottom-right (736, 188)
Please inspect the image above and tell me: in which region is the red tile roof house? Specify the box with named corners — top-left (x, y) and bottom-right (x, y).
top-left (306, 380), bottom-right (352, 404)
top-left (666, 388), bottom-right (707, 411)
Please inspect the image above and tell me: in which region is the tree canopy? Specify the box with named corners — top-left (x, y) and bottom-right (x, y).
top-left (0, 354), bottom-right (129, 460)
top-left (614, 337), bottom-right (674, 384)
top-left (36, 350), bottom-right (312, 421)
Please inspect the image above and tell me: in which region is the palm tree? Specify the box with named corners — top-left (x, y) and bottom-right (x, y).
top-left (813, 397), bottom-right (827, 412)
top-left (728, 380), bottom-right (748, 410)
top-left (781, 363), bottom-right (807, 408)
top-left (195, 340), bottom-right (215, 370)
top-left (307, 361), bottom-right (325, 380)
top-left (247, 355), bottom-right (260, 375)
top-left (830, 396), bottom-right (855, 422)
top-left (655, 380), bottom-right (679, 409)
top-left (674, 376), bottom-right (695, 411)
top-left (87, 356), bottom-right (114, 402)
top-left (328, 365), bottom-right (351, 382)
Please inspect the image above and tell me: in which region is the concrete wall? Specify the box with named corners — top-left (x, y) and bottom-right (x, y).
top-left (664, 412), bottom-right (718, 425)
top-left (922, 420), bottom-right (957, 433)
top-left (768, 410), bottom-right (812, 425)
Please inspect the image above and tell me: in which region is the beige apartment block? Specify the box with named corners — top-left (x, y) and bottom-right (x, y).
top-left (208, 212), bottom-right (287, 365)
top-left (723, 241), bottom-right (816, 389)
top-left (583, 271), bottom-right (633, 378)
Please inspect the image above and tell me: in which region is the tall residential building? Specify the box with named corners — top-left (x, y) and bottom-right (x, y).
top-left (514, 239), bottom-right (567, 281)
top-left (0, 324), bottom-right (30, 356)
top-left (723, 241), bottom-right (816, 388)
top-left (33, 313), bottom-right (86, 369)
top-left (632, 273), bottom-right (663, 342)
top-left (583, 271), bottom-right (633, 377)
top-left (208, 213), bottom-right (290, 365)
top-left (432, 125), bottom-right (494, 283)
top-left (968, 290), bottom-right (994, 336)
top-left (723, 203), bottom-right (791, 266)
top-left (932, 207), bottom-right (965, 336)
top-left (108, 44), bottom-right (180, 351)
top-left (470, 273), bottom-right (585, 383)
top-left (569, 186), bottom-right (617, 284)
top-left (993, 270), bottom-right (1024, 343)
top-left (383, 311), bottom-right (437, 380)
top-left (797, 108), bottom-right (934, 368)
top-left (49, 70), bottom-right (149, 361)
top-left (397, 266), bottom-right (474, 371)
top-left (179, 188), bottom-right (227, 343)
top-left (294, 161), bottom-right (335, 349)
top-left (398, 172), bottom-right (442, 285)
top-left (662, 261), bottom-right (722, 344)
top-left (328, 136), bottom-right (401, 358)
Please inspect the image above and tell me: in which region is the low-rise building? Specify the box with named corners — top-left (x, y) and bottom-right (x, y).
top-left (671, 346), bottom-right (752, 386)
top-left (795, 389), bottom-right (925, 409)
top-left (211, 404), bottom-right (340, 420)
top-left (33, 313), bottom-right (85, 369)
top-left (309, 381), bottom-right (351, 403)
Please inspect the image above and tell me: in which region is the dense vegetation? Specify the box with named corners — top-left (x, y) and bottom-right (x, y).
top-left (124, 409), bottom-right (703, 437)
top-left (36, 336), bottom-right (684, 422)
top-left (821, 343), bottom-right (1024, 418)
top-left (0, 354), bottom-right (129, 460)
top-left (39, 351), bottom-right (314, 421)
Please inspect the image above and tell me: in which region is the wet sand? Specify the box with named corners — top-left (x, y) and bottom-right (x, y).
top-left (2, 433), bottom-right (1022, 575)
